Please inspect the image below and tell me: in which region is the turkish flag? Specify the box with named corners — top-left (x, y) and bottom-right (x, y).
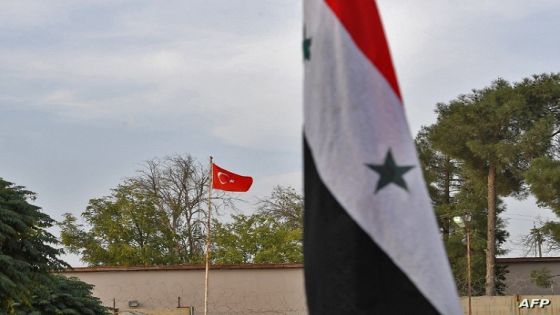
top-left (212, 163), bottom-right (253, 192)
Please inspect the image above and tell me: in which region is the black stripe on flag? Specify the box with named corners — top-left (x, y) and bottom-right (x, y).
top-left (303, 136), bottom-right (440, 314)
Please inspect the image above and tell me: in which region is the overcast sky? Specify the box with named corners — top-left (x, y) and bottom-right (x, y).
top-left (1, 1), bottom-right (559, 265)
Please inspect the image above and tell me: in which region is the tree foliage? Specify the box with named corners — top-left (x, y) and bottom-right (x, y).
top-left (416, 127), bottom-right (461, 241)
top-left (60, 154), bottom-right (231, 266)
top-left (518, 74), bottom-right (560, 258)
top-left (0, 178), bottom-right (107, 314)
top-left (416, 134), bottom-right (509, 295)
top-left (212, 186), bottom-right (303, 264)
top-left (60, 156), bottom-right (304, 267)
top-left (0, 178), bottom-right (64, 309)
top-left (256, 186), bottom-right (303, 230)
top-left (13, 275), bottom-right (107, 315)
top-left (520, 220), bottom-right (560, 256)
top-left (60, 183), bottom-right (176, 266)
top-left (530, 268), bottom-right (554, 289)
top-left (526, 157), bottom-right (560, 212)
top-left (212, 213), bottom-right (302, 264)
top-left (426, 74), bottom-right (560, 295)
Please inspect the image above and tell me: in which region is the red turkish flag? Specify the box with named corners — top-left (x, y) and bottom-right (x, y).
top-left (212, 163), bottom-right (253, 192)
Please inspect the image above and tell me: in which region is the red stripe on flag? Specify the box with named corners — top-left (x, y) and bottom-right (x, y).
top-left (325, 0), bottom-right (401, 100)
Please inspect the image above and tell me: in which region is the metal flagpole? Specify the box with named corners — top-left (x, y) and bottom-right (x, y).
top-left (466, 218), bottom-right (472, 315)
top-left (204, 156), bottom-right (213, 315)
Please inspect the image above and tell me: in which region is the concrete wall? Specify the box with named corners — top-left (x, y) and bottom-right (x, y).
top-left (64, 259), bottom-right (560, 314)
top-left (499, 259), bottom-right (560, 295)
top-left (62, 264), bottom-right (307, 315)
top-left (460, 296), bottom-right (560, 315)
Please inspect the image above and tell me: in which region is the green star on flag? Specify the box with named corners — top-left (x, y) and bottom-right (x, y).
top-left (303, 28), bottom-right (312, 61)
top-left (366, 150), bottom-right (414, 193)
top-left (303, 0), bottom-right (462, 312)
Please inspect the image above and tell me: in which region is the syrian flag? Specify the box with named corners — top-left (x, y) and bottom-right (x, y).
top-left (212, 163), bottom-right (253, 192)
top-left (303, 1), bottom-right (461, 314)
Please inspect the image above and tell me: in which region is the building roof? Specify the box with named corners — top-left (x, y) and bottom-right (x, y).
top-left (496, 257), bottom-right (560, 264)
top-left (60, 263), bottom-right (304, 273)
top-left (61, 258), bottom-right (560, 272)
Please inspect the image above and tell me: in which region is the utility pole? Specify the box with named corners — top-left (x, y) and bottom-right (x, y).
top-left (454, 214), bottom-right (472, 315)
top-left (537, 229), bottom-right (542, 257)
top-left (535, 224), bottom-right (543, 258)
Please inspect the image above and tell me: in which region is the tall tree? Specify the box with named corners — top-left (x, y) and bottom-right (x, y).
top-left (256, 186), bottom-right (303, 230)
top-left (515, 74), bottom-right (560, 256)
top-left (521, 223), bottom-right (548, 257)
top-left (526, 157), bottom-right (560, 212)
top-left (524, 157), bottom-right (560, 252)
top-left (429, 75), bottom-right (560, 295)
top-left (60, 154), bottom-right (233, 266)
top-left (445, 181), bottom-right (509, 295)
top-left (0, 178), bottom-right (66, 309)
top-left (132, 155), bottom-right (211, 262)
top-left (0, 178), bottom-right (107, 314)
top-left (416, 132), bottom-right (509, 295)
top-left (416, 127), bottom-right (461, 241)
top-left (60, 183), bottom-right (176, 265)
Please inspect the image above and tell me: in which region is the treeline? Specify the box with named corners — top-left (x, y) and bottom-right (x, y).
top-left (59, 155), bottom-right (303, 266)
top-left (48, 73), bottom-right (560, 300)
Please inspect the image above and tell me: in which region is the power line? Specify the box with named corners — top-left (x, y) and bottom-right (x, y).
top-left (506, 213), bottom-right (539, 218)
top-left (502, 216), bottom-right (535, 222)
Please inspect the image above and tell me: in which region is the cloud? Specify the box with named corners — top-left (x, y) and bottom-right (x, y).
top-left (243, 170), bottom-right (303, 206)
top-left (377, 0), bottom-right (560, 134)
top-left (2, 0), bottom-right (559, 260)
top-left (0, 1), bottom-right (60, 29)
top-left (0, 1), bottom-right (302, 152)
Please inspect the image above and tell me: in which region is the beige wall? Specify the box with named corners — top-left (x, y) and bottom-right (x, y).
top-left (501, 261), bottom-right (560, 295)
top-left (461, 296), bottom-right (560, 315)
top-left (63, 266), bottom-right (307, 315)
top-left (67, 261), bottom-right (560, 314)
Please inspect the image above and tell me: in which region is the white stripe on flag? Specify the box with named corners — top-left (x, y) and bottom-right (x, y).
top-left (303, 0), bottom-right (461, 314)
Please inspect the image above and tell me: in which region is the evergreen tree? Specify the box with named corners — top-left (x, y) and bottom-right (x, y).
top-left (0, 178), bottom-right (107, 314)
top-left (14, 275), bottom-right (107, 315)
top-left (416, 127), bottom-right (461, 241)
top-left (416, 132), bottom-right (509, 295)
top-left (0, 178), bottom-right (65, 309)
top-left (428, 75), bottom-right (559, 295)
top-left (524, 158), bottom-right (560, 251)
top-left (516, 74), bottom-right (560, 257)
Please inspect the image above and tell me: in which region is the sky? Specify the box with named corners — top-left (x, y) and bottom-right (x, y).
top-left (1, 0), bottom-right (559, 266)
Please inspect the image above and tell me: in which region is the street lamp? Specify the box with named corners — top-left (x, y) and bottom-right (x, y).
top-left (454, 214), bottom-right (472, 315)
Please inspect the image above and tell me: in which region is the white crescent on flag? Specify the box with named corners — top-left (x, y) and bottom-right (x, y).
top-left (217, 172), bottom-right (234, 184)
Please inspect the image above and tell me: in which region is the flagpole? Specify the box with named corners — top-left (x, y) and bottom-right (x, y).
top-left (204, 156), bottom-right (213, 315)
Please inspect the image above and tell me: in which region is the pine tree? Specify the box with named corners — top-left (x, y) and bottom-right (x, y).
top-left (0, 178), bottom-right (108, 314)
top-left (14, 275), bottom-right (108, 315)
top-left (416, 132), bottom-right (509, 295)
top-left (428, 75), bottom-right (559, 295)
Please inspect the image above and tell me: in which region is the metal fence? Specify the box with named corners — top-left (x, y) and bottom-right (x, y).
top-left (113, 309), bottom-right (193, 315)
top-left (461, 295), bottom-right (560, 315)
